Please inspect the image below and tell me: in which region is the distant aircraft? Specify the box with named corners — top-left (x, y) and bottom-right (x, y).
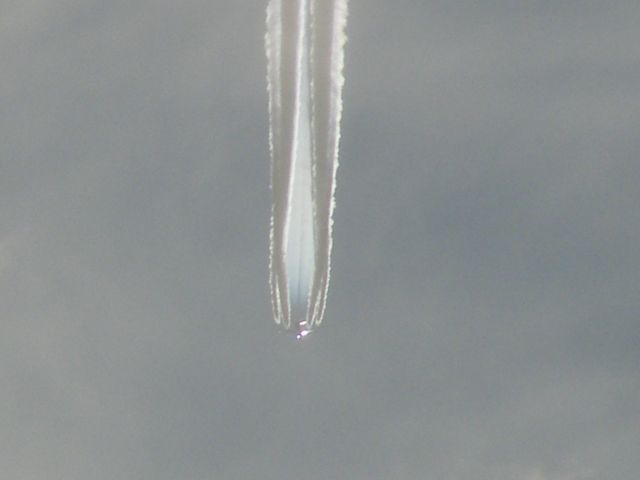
top-left (266, 0), bottom-right (348, 338)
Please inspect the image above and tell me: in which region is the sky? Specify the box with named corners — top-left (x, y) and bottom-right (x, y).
top-left (2, 1), bottom-right (639, 479)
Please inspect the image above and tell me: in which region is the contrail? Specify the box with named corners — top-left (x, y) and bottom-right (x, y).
top-left (266, 0), bottom-right (348, 339)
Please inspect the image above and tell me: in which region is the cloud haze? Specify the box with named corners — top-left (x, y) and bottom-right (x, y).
top-left (2, 1), bottom-right (639, 479)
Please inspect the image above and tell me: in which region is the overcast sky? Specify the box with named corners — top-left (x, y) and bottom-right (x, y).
top-left (2, 1), bottom-right (639, 479)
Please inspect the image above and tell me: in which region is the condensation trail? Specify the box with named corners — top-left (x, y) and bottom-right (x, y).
top-left (266, 0), bottom-right (348, 338)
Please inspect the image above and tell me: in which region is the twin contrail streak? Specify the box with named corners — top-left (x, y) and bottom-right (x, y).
top-left (266, 0), bottom-right (348, 338)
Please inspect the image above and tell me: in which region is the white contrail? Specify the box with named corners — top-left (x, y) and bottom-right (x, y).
top-left (266, 0), bottom-right (348, 338)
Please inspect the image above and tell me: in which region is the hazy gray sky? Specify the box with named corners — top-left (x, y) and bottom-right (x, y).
top-left (2, 1), bottom-right (639, 479)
